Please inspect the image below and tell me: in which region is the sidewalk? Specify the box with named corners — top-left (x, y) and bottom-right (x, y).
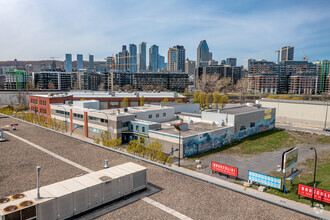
top-left (276, 123), bottom-right (330, 136)
top-left (173, 164), bottom-right (330, 219)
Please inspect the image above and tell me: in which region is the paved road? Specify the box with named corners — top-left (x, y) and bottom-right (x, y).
top-left (0, 117), bottom-right (313, 219)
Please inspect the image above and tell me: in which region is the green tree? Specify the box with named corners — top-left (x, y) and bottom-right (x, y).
top-left (123, 97), bottom-right (129, 108)
top-left (198, 92), bottom-right (206, 108)
top-left (161, 98), bottom-right (169, 103)
top-left (278, 95), bottom-right (291, 100)
top-left (213, 91), bottom-right (221, 108)
top-left (267, 94), bottom-right (278, 99)
top-left (205, 93), bottom-right (212, 108)
top-left (193, 91), bottom-right (200, 103)
top-left (220, 95), bottom-right (229, 108)
top-left (140, 96), bottom-right (145, 106)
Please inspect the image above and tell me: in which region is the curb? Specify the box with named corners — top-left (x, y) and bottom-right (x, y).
top-left (1, 113), bottom-right (329, 219)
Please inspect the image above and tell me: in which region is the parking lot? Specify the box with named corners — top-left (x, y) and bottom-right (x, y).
top-left (0, 116), bottom-right (312, 219)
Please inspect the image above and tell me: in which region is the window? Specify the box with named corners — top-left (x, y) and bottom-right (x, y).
top-left (73, 113), bottom-right (83, 119)
top-left (122, 122), bottom-right (129, 127)
top-left (136, 125), bottom-right (139, 131)
top-left (142, 127), bottom-right (145, 132)
top-left (88, 127), bottom-right (104, 134)
top-left (250, 122), bottom-right (255, 127)
top-left (240, 125), bottom-right (246, 131)
top-left (148, 114), bottom-right (152, 118)
top-left (163, 113), bottom-right (166, 117)
top-left (131, 124), bottom-right (133, 130)
top-left (100, 118), bottom-right (108, 123)
top-left (156, 114), bottom-right (159, 118)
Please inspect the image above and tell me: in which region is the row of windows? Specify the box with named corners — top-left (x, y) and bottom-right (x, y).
top-left (131, 124), bottom-right (146, 132)
top-left (55, 110), bottom-right (69, 116)
top-left (39, 100), bottom-right (46, 106)
top-left (39, 108), bottom-right (47, 114)
top-left (31, 106), bottom-right (38, 112)
top-left (88, 127), bottom-right (104, 134)
top-left (148, 112), bottom-right (166, 119)
top-left (73, 113), bottom-right (83, 119)
top-left (31, 99), bottom-right (38, 104)
top-left (88, 116), bottom-right (108, 123)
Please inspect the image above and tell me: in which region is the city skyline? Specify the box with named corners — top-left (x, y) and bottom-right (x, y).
top-left (0, 0), bottom-right (330, 65)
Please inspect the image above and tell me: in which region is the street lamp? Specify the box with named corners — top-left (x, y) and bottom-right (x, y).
top-left (71, 124), bottom-right (83, 135)
top-left (174, 124), bottom-right (182, 167)
top-left (310, 147), bottom-right (317, 207)
top-left (98, 111), bottom-right (110, 137)
top-left (163, 146), bottom-right (179, 165)
top-left (324, 101), bottom-right (328, 131)
top-left (59, 106), bottom-right (68, 132)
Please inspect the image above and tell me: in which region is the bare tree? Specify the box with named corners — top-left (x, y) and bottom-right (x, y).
top-left (197, 73), bottom-right (232, 93)
top-left (235, 77), bottom-right (249, 103)
top-left (98, 82), bottom-right (105, 91)
top-left (122, 84), bottom-right (133, 91)
top-left (48, 82), bottom-right (56, 90)
top-left (112, 85), bottom-right (121, 91)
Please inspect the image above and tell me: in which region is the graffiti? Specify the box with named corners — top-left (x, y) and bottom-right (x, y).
top-left (183, 116), bottom-right (276, 157)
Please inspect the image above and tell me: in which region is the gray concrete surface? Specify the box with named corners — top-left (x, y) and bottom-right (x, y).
top-left (0, 116), bottom-right (314, 219)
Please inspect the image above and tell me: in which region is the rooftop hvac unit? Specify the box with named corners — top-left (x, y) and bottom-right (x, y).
top-left (119, 162), bottom-right (147, 192)
top-left (59, 179), bottom-right (88, 215)
top-left (0, 191), bottom-right (38, 220)
top-left (104, 167), bottom-right (132, 197)
top-left (24, 188), bottom-right (57, 220)
top-left (86, 170), bottom-right (121, 203)
top-left (74, 175), bottom-right (103, 209)
top-left (42, 183), bottom-right (74, 220)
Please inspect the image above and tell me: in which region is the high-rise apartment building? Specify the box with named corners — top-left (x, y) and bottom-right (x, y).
top-left (129, 44), bottom-right (137, 72)
top-left (243, 59), bottom-right (256, 71)
top-left (167, 45), bottom-right (185, 72)
top-left (197, 40), bottom-right (212, 67)
top-left (149, 45), bottom-right (159, 72)
top-left (77, 54), bottom-right (83, 71)
top-left (313, 60), bottom-right (330, 93)
top-left (185, 59), bottom-right (196, 75)
top-left (226, 58), bottom-right (237, 66)
top-left (89, 54), bottom-right (94, 70)
top-left (158, 55), bottom-right (166, 70)
top-left (121, 45), bottom-right (129, 71)
top-left (138, 42), bottom-right (147, 72)
top-left (65, 54), bottom-right (72, 72)
top-left (281, 46), bottom-right (294, 62)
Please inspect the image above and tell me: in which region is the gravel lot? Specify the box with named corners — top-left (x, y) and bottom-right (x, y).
top-left (0, 117), bottom-right (312, 219)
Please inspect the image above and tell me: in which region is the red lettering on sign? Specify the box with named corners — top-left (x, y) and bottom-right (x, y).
top-left (211, 161), bottom-right (238, 177)
top-left (298, 184), bottom-right (330, 204)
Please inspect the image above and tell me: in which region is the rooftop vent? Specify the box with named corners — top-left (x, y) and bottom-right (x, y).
top-left (3, 205), bottom-right (18, 213)
top-left (0, 197), bottom-right (10, 204)
top-left (11, 193), bottom-right (25, 200)
top-left (19, 200), bottom-right (34, 208)
top-left (124, 108), bottom-right (128, 112)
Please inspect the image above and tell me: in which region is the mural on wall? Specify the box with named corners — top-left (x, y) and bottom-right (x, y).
top-left (183, 116), bottom-right (275, 157)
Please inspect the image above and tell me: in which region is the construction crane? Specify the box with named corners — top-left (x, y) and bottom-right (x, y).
top-left (275, 50), bottom-right (280, 62)
top-left (50, 56), bottom-right (59, 60)
top-left (302, 51), bottom-right (308, 61)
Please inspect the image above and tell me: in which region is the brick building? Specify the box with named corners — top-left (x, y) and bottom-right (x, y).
top-left (29, 94), bottom-right (73, 115)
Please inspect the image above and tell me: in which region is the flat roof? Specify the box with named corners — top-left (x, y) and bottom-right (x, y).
top-left (153, 122), bottom-right (232, 137)
top-left (67, 90), bottom-right (185, 98)
top-left (210, 106), bottom-right (266, 115)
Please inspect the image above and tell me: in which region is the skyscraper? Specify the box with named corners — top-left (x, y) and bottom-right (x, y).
top-left (185, 59), bottom-right (196, 75)
top-left (243, 59), bottom-right (256, 71)
top-left (89, 54), bottom-right (94, 70)
top-left (138, 42), bottom-right (147, 72)
top-left (281, 46), bottom-right (294, 62)
top-left (77, 54), bottom-right (83, 71)
top-left (149, 45), bottom-right (159, 72)
top-left (197, 40), bottom-right (212, 67)
top-left (158, 55), bottom-right (165, 70)
top-left (167, 45), bottom-right (185, 72)
top-left (65, 54), bottom-right (72, 72)
top-left (121, 45), bottom-right (129, 71)
top-left (226, 58), bottom-right (237, 66)
top-left (129, 44), bottom-right (137, 72)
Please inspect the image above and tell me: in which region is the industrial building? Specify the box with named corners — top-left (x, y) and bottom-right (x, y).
top-left (49, 99), bottom-right (275, 158)
top-left (29, 91), bottom-right (187, 115)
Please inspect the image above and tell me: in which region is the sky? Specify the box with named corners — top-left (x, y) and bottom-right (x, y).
top-left (0, 0), bottom-right (330, 65)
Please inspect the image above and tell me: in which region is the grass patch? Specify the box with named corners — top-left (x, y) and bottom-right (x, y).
top-left (266, 152), bottom-right (330, 210)
top-left (188, 129), bottom-right (298, 160)
top-left (316, 136), bottom-right (330, 144)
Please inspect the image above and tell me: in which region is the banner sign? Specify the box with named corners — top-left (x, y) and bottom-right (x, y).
top-left (298, 184), bottom-right (330, 204)
top-left (248, 171), bottom-right (281, 189)
top-left (211, 161), bottom-right (238, 177)
top-left (282, 147), bottom-right (298, 173)
top-left (264, 109), bottom-right (272, 120)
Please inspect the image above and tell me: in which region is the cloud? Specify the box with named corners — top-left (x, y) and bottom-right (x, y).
top-left (0, 0), bottom-right (329, 64)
